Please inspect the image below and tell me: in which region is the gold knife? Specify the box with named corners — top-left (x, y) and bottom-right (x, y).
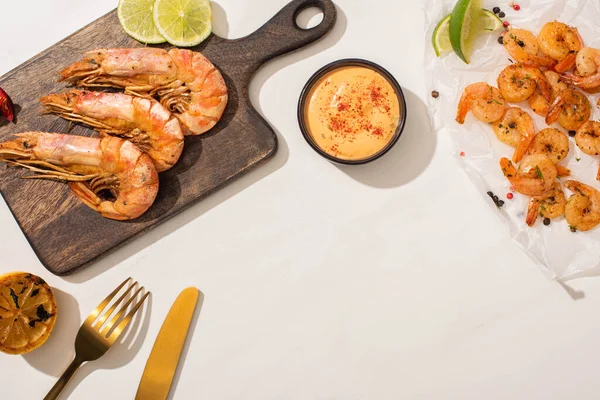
top-left (135, 287), bottom-right (199, 400)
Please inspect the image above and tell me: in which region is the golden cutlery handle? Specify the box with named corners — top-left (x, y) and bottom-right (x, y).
top-left (43, 356), bottom-right (84, 400)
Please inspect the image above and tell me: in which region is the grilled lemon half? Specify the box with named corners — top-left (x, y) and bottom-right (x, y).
top-left (0, 272), bottom-right (57, 355)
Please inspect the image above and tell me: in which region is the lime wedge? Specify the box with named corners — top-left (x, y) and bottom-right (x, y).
top-left (118, 0), bottom-right (166, 44)
top-left (153, 0), bottom-right (212, 47)
top-left (449, 0), bottom-right (483, 64)
top-left (436, 7), bottom-right (500, 60)
top-left (479, 9), bottom-right (503, 32)
top-left (432, 14), bottom-right (452, 57)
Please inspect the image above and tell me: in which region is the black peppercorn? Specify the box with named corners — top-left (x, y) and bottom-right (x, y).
top-left (431, 90), bottom-right (439, 98)
top-left (498, 36), bottom-right (504, 45)
top-left (498, 11), bottom-right (506, 18)
top-left (493, 6), bottom-right (501, 14)
top-left (569, 130), bottom-right (576, 137)
top-left (543, 218), bottom-right (551, 226)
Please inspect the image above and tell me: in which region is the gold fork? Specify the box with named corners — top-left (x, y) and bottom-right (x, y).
top-left (44, 278), bottom-right (150, 400)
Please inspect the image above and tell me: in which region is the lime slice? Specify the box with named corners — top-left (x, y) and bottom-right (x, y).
top-left (118, 0), bottom-right (166, 44)
top-left (449, 0), bottom-right (483, 64)
top-left (432, 14), bottom-right (452, 57)
top-left (153, 0), bottom-right (212, 47)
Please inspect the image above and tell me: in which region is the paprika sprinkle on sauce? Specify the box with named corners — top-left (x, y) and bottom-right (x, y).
top-left (304, 66), bottom-right (401, 161)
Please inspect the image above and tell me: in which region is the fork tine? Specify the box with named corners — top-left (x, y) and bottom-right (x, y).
top-left (94, 281), bottom-right (138, 330)
top-left (107, 291), bottom-right (150, 342)
top-left (84, 277), bottom-right (132, 325)
top-left (100, 286), bottom-right (144, 336)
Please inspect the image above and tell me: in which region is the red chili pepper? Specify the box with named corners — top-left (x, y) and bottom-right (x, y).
top-left (0, 88), bottom-right (14, 123)
top-left (507, 193), bottom-right (514, 200)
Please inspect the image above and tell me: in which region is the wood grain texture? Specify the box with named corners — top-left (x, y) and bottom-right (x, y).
top-left (0, 0), bottom-right (337, 275)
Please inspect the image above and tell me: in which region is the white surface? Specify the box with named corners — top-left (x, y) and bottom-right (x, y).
top-left (1, 1), bottom-right (600, 399)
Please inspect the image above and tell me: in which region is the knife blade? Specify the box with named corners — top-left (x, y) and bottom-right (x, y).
top-left (135, 287), bottom-right (199, 400)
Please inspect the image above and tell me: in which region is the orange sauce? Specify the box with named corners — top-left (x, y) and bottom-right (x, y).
top-left (304, 66), bottom-right (400, 161)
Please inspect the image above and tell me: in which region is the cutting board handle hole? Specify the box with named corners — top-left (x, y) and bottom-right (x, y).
top-left (296, 6), bottom-right (325, 30)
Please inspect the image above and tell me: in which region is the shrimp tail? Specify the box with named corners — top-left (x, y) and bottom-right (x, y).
top-left (513, 135), bottom-right (534, 163)
top-left (508, 45), bottom-right (555, 68)
top-left (512, 114), bottom-right (536, 163)
top-left (68, 182), bottom-right (101, 210)
top-left (536, 74), bottom-right (553, 102)
top-left (500, 157), bottom-right (517, 182)
top-left (554, 52), bottom-right (577, 73)
top-left (68, 182), bottom-right (132, 221)
top-left (555, 164), bottom-right (571, 177)
top-left (545, 95), bottom-right (565, 125)
top-left (561, 72), bottom-right (600, 90)
top-left (526, 198), bottom-right (541, 227)
top-left (565, 180), bottom-right (580, 193)
top-left (556, 29), bottom-right (585, 73)
top-left (525, 55), bottom-right (557, 70)
top-left (560, 73), bottom-right (580, 85)
top-left (456, 92), bottom-right (471, 124)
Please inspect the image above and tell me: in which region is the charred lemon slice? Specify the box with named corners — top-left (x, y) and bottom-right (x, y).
top-left (0, 272), bottom-right (57, 355)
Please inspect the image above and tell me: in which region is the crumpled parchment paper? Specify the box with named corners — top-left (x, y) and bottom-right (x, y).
top-left (423, 0), bottom-right (600, 279)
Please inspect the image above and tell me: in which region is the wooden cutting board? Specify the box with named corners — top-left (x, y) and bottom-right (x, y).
top-left (0, 0), bottom-right (337, 275)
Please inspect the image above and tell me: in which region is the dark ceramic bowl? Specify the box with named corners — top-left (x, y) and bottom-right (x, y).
top-left (297, 59), bottom-right (407, 165)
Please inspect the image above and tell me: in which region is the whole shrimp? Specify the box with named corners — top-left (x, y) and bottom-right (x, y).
top-left (503, 29), bottom-right (556, 68)
top-left (500, 154), bottom-right (557, 196)
top-left (538, 22), bottom-right (583, 73)
top-left (0, 132), bottom-right (158, 220)
top-left (575, 121), bottom-right (600, 180)
top-left (58, 48), bottom-right (228, 136)
top-left (561, 48), bottom-right (600, 90)
top-left (564, 180), bottom-right (600, 232)
top-left (545, 89), bottom-right (590, 131)
top-left (528, 71), bottom-right (569, 117)
top-left (528, 128), bottom-right (570, 164)
top-left (456, 83), bottom-right (507, 124)
top-left (497, 64), bottom-right (552, 103)
top-left (525, 182), bottom-right (566, 227)
top-left (41, 90), bottom-right (184, 172)
top-left (493, 107), bottom-right (536, 163)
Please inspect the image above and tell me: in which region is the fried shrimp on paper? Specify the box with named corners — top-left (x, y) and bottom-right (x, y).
top-left (456, 82), bottom-right (507, 124)
top-left (503, 29), bottom-right (556, 68)
top-left (500, 154), bottom-right (557, 196)
top-left (538, 21), bottom-right (583, 73)
top-left (497, 64), bottom-right (552, 103)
